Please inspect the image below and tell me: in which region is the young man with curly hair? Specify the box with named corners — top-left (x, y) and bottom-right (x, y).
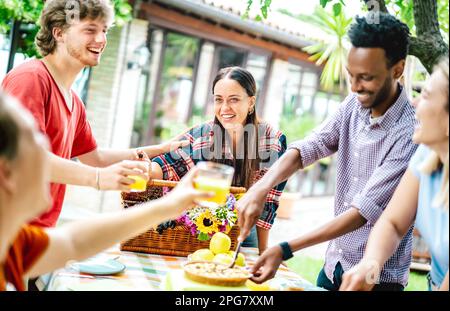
top-left (1, 0), bottom-right (185, 229)
top-left (237, 13), bottom-right (418, 291)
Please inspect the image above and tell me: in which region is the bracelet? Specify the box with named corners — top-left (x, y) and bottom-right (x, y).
top-left (135, 149), bottom-right (144, 159)
top-left (95, 168), bottom-right (100, 190)
top-left (279, 241), bottom-right (294, 261)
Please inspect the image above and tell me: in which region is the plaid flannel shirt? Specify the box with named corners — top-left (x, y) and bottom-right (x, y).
top-left (152, 121), bottom-right (287, 230)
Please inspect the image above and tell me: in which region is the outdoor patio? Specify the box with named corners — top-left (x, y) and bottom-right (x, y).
top-left (0, 0), bottom-right (448, 299)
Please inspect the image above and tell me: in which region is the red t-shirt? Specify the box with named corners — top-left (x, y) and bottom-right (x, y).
top-left (0, 225), bottom-right (49, 291)
top-left (1, 59), bottom-right (97, 227)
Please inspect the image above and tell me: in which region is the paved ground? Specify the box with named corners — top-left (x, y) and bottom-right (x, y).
top-left (269, 196), bottom-right (334, 259)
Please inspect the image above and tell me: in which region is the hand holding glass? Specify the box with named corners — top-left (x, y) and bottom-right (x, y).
top-left (129, 175), bottom-right (147, 192)
top-left (128, 160), bottom-right (149, 192)
top-left (193, 162), bottom-right (234, 208)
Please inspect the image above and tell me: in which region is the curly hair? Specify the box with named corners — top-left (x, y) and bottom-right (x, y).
top-left (348, 13), bottom-right (410, 67)
top-left (35, 0), bottom-right (114, 57)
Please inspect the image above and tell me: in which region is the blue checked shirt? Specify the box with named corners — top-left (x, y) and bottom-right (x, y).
top-left (152, 121), bottom-right (287, 230)
top-left (289, 87), bottom-right (418, 286)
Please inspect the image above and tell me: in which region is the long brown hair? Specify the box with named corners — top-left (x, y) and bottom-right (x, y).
top-left (211, 67), bottom-right (260, 190)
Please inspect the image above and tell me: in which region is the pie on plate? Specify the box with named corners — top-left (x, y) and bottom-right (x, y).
top-left (183, 261), bottom-right (251, 287)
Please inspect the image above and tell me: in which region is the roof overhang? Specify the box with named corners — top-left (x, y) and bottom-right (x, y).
top-left (149, 0), bottom-right (315, 50)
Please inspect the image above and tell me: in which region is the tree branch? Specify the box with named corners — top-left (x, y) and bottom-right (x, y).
top-left (363, 0), bottom-right (388, 13)
top-left (409, 36), bottom-right (449, 73)
top-left (410, 0), bottom-right (448, 72)
top-left (413, 0), bottom-right (441, 37)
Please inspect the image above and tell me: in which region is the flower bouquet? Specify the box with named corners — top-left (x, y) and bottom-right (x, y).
top-left (177, 194), bottom-right (240, 241)
top-left (120, 179), bottom-right (244, 257)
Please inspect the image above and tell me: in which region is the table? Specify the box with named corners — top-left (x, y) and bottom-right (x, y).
top-left (42, 245), bottom-right (323, 291)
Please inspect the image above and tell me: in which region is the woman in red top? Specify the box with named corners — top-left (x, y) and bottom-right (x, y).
top-left (0, 92), bottom-right (210, 291)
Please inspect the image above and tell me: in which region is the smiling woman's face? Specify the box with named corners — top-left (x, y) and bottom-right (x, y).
top-left (412, 69), bottom-right (449, 147)
top-left (213, 78), bottom-right (255, 131)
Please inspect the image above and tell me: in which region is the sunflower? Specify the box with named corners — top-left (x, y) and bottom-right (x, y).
top-left (195, 210), bottom-right (219, 234)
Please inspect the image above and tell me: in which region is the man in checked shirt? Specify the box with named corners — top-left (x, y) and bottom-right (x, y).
top-left (237, 13), bottom-right (418, 291)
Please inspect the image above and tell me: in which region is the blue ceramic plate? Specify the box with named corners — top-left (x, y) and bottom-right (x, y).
top-left (70, 259), bottom-right (126, 275)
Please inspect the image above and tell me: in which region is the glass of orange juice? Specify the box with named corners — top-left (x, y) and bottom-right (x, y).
top-left (128, 157), bottom-right (149, 192)
top-left (129, 175), bottom-right (147, 192)
top-left (194, 162), bottom-right (234, 208)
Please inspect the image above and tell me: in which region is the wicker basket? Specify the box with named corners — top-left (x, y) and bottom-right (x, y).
top-left (120, 179), bottom-right (246, 257)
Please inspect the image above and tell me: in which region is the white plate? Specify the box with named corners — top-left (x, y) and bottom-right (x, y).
top-left (70, 259), bottom-right (126, 275)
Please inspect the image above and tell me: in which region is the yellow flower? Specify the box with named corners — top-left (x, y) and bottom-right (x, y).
top-left (234, 194), bottom-right (244, 200)
top-left (196, 210), bottom-right (219, 234)
top-left (224, 224), bottom-right (232, 234)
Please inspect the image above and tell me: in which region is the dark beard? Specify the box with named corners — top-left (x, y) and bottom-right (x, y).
top-left (370, 76), bottom-right (393, 109)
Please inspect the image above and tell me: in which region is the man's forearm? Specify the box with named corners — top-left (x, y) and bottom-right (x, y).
top-left (29, 197), bottom-right (175, 277)
top-left (81, 148), bottom-right (135, 167)
top-left (49, 152), bottom-right (96, 188)
top-left (64, 198), bottom-right (170, 261)
top-left (289, 207), bottom-right (367, 252)
top-left (255, 149), bottom-right (303, 193)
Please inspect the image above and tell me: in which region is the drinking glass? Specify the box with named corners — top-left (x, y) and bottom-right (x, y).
top-left (128, 160), bottom-right (149, 192)
top-left (128, 175), bottom-right (147, 192)
top-left (193, 162), bottom-right (234, 208)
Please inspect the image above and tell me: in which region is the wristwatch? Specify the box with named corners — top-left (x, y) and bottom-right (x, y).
top-left (279, 241), bottom-right (294, 261)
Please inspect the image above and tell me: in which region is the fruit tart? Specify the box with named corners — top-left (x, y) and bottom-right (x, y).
top-left (183, 261), bottom-right (251, 287)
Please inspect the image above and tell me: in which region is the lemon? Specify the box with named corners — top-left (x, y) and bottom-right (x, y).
top-left (191, 249), bottom-right (215, 262)
top-left (245, 279), bottom-right (271, 291)
top-left (212, 253), bottom-right (233, 265)
top-left (209, 232), bottom-right (231, 254)
top-left (227, 251), bottom-right (246, 267)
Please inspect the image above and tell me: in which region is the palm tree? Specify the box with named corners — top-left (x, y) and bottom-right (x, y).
top-left (282, 6), bottom-right (353, 93)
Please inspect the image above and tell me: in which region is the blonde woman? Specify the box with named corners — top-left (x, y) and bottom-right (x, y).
top-left (341, 58), bottom-right (449, 291)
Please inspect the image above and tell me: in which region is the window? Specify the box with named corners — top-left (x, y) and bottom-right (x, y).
top-left (217, 46), bottom-right (246, 69)
top-left (0, 33), bottom-right (9, 80)
top-left (246, 53), bottom-right (269, 111)
top-left (157, 33), bottom-right (200, 140)
top-left (283, 64), bottom-right (302, 116)
top-left (281, 64), bottom-right (320, 119)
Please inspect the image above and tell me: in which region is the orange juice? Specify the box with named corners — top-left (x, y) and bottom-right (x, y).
top-left (194, 176), bottom-right (230, 207)
top-left (129, 175), bottom-right (147, 192)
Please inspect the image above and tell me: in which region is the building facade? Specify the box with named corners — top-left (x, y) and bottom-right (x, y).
top-left (0, 0), bottom-right (343, 217)
top-left (60, 0), bottom-right (345, 216)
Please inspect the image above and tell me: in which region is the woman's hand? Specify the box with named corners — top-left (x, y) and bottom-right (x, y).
top-left (162, 167), bottom-right (213, 218)
top-left (249, 245), bottom-right (284, 284)
top-left (340, 260), bottom-right (381, 291)
top-left (132, 148), bottom-right (151, 162)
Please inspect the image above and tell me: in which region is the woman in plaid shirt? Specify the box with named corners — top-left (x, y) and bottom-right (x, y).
top-left (151, 67), bottom-right (287, 252)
